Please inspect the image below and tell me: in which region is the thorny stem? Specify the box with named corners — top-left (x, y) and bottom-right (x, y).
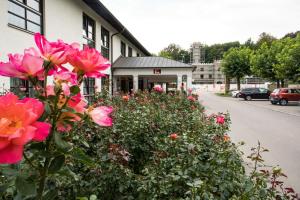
top-left (36, 89), bottom-right (72, 199)
top-left (251, 141), bottom-right (261, 178)
top-left (23, 152), bottom-right (38, 170)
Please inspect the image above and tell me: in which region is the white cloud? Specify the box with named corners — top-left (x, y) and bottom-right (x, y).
top-left (100, 0), bottom-right (300, 53)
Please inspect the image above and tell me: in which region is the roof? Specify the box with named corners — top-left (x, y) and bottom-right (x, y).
top-left (83, 0), bottom-right (151, 56)
top-left (113, 57), bottom-right (193, 69)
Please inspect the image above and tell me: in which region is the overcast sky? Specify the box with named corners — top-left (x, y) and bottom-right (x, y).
top-left (100, 0), bottom-right (300, 54)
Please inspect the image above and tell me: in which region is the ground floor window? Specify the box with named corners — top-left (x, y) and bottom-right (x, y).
top-left (101, 75), bottom-right (110, 92)
top-left (10, 78), bottom-right (38, 97)
top-left (83, 77), bottom-right (95, 103)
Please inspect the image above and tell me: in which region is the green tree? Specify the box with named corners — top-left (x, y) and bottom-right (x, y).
top-left (276, 35), bottom-right (300, 83)
top-left (203, 41), bottom-right (240, 63)
top-left (256, 32), bottom-right (277, 48)
top-left (222, 47), bottom-right (252, 90)
top-left (251, 42), bottom-right (278, 85)
top-left (158, 44), bottom-right (190, 63)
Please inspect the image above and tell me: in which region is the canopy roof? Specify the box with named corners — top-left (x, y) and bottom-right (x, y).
top-left (113, 57), bottom-right (193, 69)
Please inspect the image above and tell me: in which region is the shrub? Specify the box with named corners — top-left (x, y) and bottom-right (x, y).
top-left (53, 91), bottom-right (298, 200)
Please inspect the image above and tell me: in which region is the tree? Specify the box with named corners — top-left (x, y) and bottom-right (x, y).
top-left (256, 32), bottom-right (277, 48)
top-left (222, 47), bottom-right (252, 90)
top-left (158, 44), bottom-right (191, 63)
top-left (251, 42), bottom-right (278, 85)
top-left (282, 31), bottom-right (300, 39)
top-left (276, 35), bottom-right (300, 83)
top-left (202, 41), bottom-right (240, 63)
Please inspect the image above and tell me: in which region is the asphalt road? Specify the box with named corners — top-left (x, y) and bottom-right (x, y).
top-left (198, 91), bottom-right (300, 192)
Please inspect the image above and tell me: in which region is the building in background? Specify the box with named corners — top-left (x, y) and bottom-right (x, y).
top-left (190, 42), bottom-right (225, 84)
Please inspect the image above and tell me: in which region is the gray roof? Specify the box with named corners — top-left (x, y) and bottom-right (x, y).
top-left (113, 57), bottom-right (193, 69)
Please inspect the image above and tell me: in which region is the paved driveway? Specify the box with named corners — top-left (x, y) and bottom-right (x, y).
top-left (198, 91), bottom-right (300, 191)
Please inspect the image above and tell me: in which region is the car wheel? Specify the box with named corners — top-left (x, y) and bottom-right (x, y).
top-left (271, 101), bottom-right (277, 105)
top-left (279, 99), bottom-right (288, 106)
top-left (246, 96), bottom-right (252, 101)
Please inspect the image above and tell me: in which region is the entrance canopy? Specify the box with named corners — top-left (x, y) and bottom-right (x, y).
top-left (112, 57), bottom-right (194, 93)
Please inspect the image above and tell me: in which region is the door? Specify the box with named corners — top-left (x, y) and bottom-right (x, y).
top-left (258, 88), bottom-right (269, 99)
top-left (251, 88), bottom-right (260, 99)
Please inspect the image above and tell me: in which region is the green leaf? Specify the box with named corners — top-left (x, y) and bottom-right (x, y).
top-left (70, 85), bottom-right (80, 95)
top-left (70, 148), bottom-right (94, 166)
top-left (43, 189), bottom-right (58, 200)
top-left (48, 155), bottom-right (65, 174)
top-left (44, 102), bottom-right (52, 115)
top-left (54, 132), bottom-right (72, 152)
top-left (15, 175), bottom-right (36, 196)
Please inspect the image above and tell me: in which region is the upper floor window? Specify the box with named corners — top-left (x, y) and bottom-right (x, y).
top-left (82, 13), bottom-right (95, 48)
top-left (121, 41), bottom-right (126, 57)
top-left (128, 47), bottom-right (132, 57)
top-left (101, 26), bottom-right (110, 59)
top-left (8, 0), bottom-right (43, 33)
top-left (209, 74), bottom-right (213, 79)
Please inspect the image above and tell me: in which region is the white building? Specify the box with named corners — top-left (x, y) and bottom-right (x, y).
top-left (0, 0), bottom-right (193, 98)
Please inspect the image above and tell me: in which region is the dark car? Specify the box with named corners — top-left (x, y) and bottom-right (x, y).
top-left (269, 88), bottom-right (300, 105)
top-left (239, 88), bottom-right (271, 100)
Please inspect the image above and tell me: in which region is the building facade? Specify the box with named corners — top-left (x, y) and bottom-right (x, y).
top-left (0, 0), bottom-right (150, 96)
top-left (190, 42), bottom-right (225, 84)
top-left (112, 57), bottom-right (193, 93)
top-left (0, 0), bottom-right (193, 97)
top-left (192, 61), bottom-right (225, 84)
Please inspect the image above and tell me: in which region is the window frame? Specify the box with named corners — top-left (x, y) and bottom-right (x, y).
top-left (83, 77), bottom-right (96, 104)
top-left (128, 46), bottom-right (132, 57)
top-left (101, 26), bottom-right (110, 59)
top-left (82, 13), bottom-right (96, 48)
top-left (121, 41), bottom-right (126, 57)
top-left (7, 0), bottom-right (43, 34)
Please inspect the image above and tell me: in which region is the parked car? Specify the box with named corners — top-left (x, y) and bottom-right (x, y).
top-left (239, 88), bottom-right (271, 100)
top-left (269, 88), bottom-right (300, 105)
top-left (231, 90), bottom-right (240, 98)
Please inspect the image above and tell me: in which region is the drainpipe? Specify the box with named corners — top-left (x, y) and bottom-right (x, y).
top-left (110, 27), bottom-right (126, 95)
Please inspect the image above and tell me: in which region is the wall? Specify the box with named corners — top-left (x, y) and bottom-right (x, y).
top-left (0, 0), bottom-right (147, 91)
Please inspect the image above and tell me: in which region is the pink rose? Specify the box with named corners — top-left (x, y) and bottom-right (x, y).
top-left (216, 115), bottom-right (225, 125)
top-left (88, 106), bottom-right (113, 127)
top-left (0, 93), bottom-right (51, 164)
top-left (0, 53), bottom-right (44, 80)
top-left (68, 46), bottom-right (110, 78)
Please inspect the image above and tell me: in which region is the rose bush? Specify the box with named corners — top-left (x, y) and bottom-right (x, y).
top-left (0, 34), bottom-right (112, 199)
top-left (53, 91), bottom-right (298, 199)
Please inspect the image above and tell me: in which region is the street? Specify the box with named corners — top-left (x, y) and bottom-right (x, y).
top-left (198, 91), bottom-right (300, 191)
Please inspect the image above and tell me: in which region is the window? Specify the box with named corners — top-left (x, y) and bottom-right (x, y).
top-left (10, 78), bottom-right (44, 97)
top-left (200, 68), bottom-right (204, 71)
top-left (8, 0), bottom-right (43, 33)
top-left (128, 47), bottom-right (132, 57)
top-left (137, 53), bottom-right (140, 57)
top-left (200, 75), bottom-right (204, 79)
top-left (209, 74), bottom-right (213, 79)
top-left (101, 75), bottom-right (109, 91)
top-left (83, 77), bottom-right (95, 103)
top-left (121, 41), bottom-right (126, 56)
top-left (82, 13), bottom-right (95, 48)
top-left (259, 88), bottom-right (268, 93)
top-left (101, 26), bottom-right (110, 59)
